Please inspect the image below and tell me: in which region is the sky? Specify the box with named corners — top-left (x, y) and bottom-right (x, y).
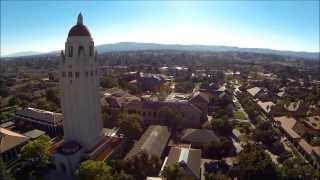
top-left (1, 0), bottom-right (319, 56)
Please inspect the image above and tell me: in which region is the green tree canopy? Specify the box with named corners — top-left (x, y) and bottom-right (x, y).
top-left (205, 172), bottom-right (229, 180)
top-left (117, 112), bottom-right (142, 139)
top-left (159, 107), bottom-right (183, 129)
top-left (211, 118), bottom-right (233, 136)
top-left (0, 159), bottom-right (14, 180)
top-left (21, 135), bottom-right (50, 168)
top-left (110, 152), bottom-right (162, 180)
top-left (101, 73), bottom-right (118, 89)
top-left (230, 145), bottom-right (279, 180)
top-left (45, 89), bottom-right (60, 105)
top-left (280, 157), bottom-right (320, 180)
top-left (203, 137), bottom-right (233, 159)
top-left (74, 160), bottom-right (113, 180)
top-left (161, 163), bottom-right (183, 180)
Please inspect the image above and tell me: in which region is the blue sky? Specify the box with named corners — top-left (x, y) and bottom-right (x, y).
top-left (1, 1), bottom-right (319, 56)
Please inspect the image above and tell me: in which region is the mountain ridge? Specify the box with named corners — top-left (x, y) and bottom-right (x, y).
top-left (2, 42), bottom-right (319, 60)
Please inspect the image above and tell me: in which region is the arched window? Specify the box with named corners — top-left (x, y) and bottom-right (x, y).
top-left (78, 46), bottom-right (84, 56)
top-left (75, 72), bottom-right (79, 78)
top-left (89, 46), bottom-right (93, 56)
top-left (68, 46), bottom-right (73, 57)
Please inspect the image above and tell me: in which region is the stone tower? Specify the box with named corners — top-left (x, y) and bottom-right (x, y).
top-left (60, 13), bottom-right (102, 150)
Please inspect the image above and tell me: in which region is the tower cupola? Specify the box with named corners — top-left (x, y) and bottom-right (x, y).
top-left (68, 13), bottom-right (91, 37)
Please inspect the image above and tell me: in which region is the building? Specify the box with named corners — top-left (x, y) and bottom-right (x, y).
top-left (0, 127), bottom-right (29, 164)
top-left (180, 128), bottom-right (218, 147)
top-left (23, 129), bottom-right (46, 140)
top-left (101, 88), bottom-right (208, 128)
top-left (161, 146), bottom-right (201, 180)
top-left (274, 116), bottom-right (320, 170)
top-left (14, 107), bottom-right (63, 136)
top-left (189, 92), bottom-right (209, 120)
top-left (53, 14), bottom-right (122, 176)
top-left (257, 101), bottom-right (275, 115)
top-left (123, 91), bottom-right (208, 128)
top-left (125, 125), bottom-right (170, 160)
top-left (136, 72), bottom-right (169, 92)
top-left (246, 87), bottom-right (261, 97)
top-left (101, 88), bottom-right (140, 118)
top-left (125, 99), bottom-right (203, 128)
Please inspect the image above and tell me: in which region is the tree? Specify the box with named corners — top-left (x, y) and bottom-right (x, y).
top-left (117, 112), bottom-right (142, 139)
top-left (230, 145), bottom-right (279, 180)
top-left (33, 99), bottom-right (50, 110)
top-left (159, 107), bottom-right (183, 129)
top-left (112, 171), bottom-right (134, 180)
top-left (205, 172), bottom-right (229, 180)
top-left (8, 97), bottom-right (19, 107)
top-left (161, 163), bottom-right (183, 180)
top-left (101, 73), bottom-right (118, 88)
top-left (0, 159), bottom-right (14, 180)
top-left (203, 137), bottom-right (233, 159)
top-left (110, 152), bottom-right (161, 180)
top-left (74, 160), bottom-right (113, 180)
top-left (175, 81), bottom-right (195, 93)
top-left (21, 135), bottom-right (50, 168)
top-left (127, 152), bottom-right (162, 179)
top-left (45, 89), bottom-right (59, 105)
top-left (211, 118), bottom-right (232, 136)
top-left (102, 112), bottom-right (111, 128)
top-left (280, 157), bottom-right (320, 180)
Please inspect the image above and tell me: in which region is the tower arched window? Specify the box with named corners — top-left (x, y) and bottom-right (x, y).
top-left (89, 46), bottom-right (93, 56)
top-left (78, 46), bottom-right (84, 56)
top-left (68, 46), bottom-right (73, 57)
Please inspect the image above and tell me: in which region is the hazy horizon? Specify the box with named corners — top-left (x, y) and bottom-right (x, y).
top-left (1, 1), bottom-right (319, 56)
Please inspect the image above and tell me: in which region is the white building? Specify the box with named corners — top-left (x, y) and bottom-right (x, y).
top-left (59, 13), bottom-right (102, 149)
top-left (54, 13), bottom-right (107, 176)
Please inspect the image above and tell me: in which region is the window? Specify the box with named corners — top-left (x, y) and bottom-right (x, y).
top-left (89, 46), bottom-right (93, 56)
top-left (75, 72), bottom-right (79, 78)
top-left (68, 72), bottom-right (72, 78)
top-left (62, 72), bottom-right (66, 77)
top-left (90, 71), bottom-right (93, 76)
top-left (68, 46), bottom-right (73, 57)
top-left (78, 46), bottom-right (84, 56)
top-left (85, 72), bottom-right (89, 77)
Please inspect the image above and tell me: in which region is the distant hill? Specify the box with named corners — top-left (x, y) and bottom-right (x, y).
top-left (95, 42), bottom-right (319, 60)
top-left (3, 51), bottom-right (43, 58)
top-left (2, 42), bottom-right (319, 60)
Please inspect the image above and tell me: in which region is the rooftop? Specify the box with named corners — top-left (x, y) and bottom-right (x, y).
top-left (274, 116), bottom-right (300, 139)
top-left (126, 125), bottom-right (170, 159)
top-left (181, 128), bottom-right (218, 145)
top-left (283, 101), bottom-right (302, 112)
top-left (164, 146), bottom-right (201, 179)
top-left (68, 13), bottom-right (91, 37)
top-left (247, 87), bottom-right (261, 97)
top-left (15, 107), bottom-right (63, 125)
top-left (257, 101), bottom-right (275, 113)
top-left (0, 127), bottom-right (29, 153)
top-left (0, 121), bottom-right (14, 128)
top-left (23, 129), bottom-right (46, 139)
top-left (304, 116), bottom-right (320, 130)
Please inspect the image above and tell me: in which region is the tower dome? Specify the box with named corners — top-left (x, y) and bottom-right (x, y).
top-left (68, 13), bottom-right (91, 37)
